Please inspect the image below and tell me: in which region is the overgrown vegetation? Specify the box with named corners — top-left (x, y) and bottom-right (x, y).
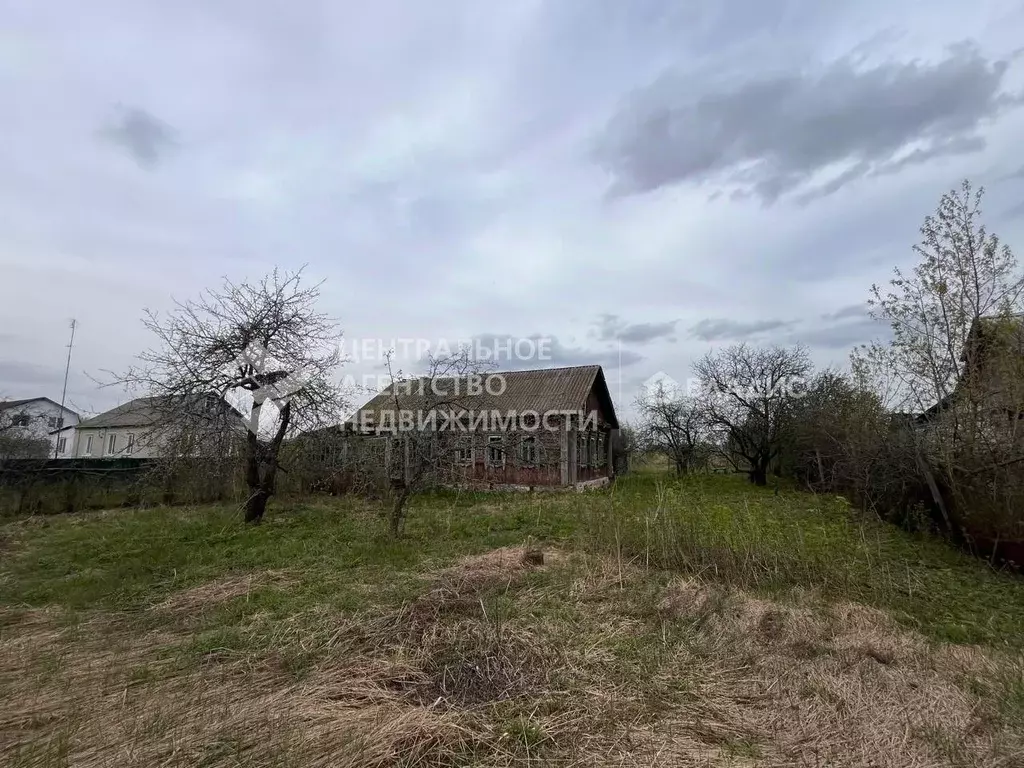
top-left (2, 472), bottom-right (1022, 766)
top-left (635, 181), bottom-right (1024, 563)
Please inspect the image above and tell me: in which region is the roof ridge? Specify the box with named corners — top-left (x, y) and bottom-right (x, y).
top-left (401, 363), bottom-right (599, 376)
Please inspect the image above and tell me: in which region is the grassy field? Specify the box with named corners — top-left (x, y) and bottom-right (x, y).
top-left (1, 472), bottom-right (1022, 766)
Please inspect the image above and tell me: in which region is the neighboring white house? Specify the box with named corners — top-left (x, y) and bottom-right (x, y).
top-left (72, 395), bottom-right (246, 459)
top-left (73, 397), bottom-right (170, 459)
top-left (0, 397), bottom-right (80, 458)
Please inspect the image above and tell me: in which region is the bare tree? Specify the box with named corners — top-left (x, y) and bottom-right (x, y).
top-left (119, 268), bottom-right (344, 523)
top-left (377, 348), bottom-right (494, 536)
top-left (0, 404), bottom-right (52, 460)
top-left (693, 344), bottom-right (812, 486)
top-left (635, 382), bottom-right (708, 476)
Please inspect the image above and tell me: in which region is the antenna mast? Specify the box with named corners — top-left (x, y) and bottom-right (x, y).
top-left (55, 319), bottom-right (76, 459)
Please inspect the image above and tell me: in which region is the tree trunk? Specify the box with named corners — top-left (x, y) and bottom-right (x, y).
top-left (245, 490), bottom-right (269, 523)
top-left (915, 445), bottom-right (954, 534)
top-left (390, 485), bottom-right (410, 537)
top-left (241, 401), bottom-right (290, 525)
top-left (749, 462), bottom-right (768, 486)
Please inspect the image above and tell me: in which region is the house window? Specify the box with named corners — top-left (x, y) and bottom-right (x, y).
top-left (57, 437), bottom-right (67, 454)
top-left (589, 435), bottom-right (597, 468)
top-left (597, 433), bottom-right (605, 466)
top-left (412, 434), bottom-right (437, 465)
top-left (126, 433), bottom-right (135, 455)
top-left (48, 416), bottom-right (59, 429)
top-left (85, 435), bottom-right (94, 455)
top-left (107, 434), bottom-right (117, 455)
top-left (455, 440), bottom-right (473, 464)
top-left (520, 436), bottom-right (537, 465)
top-left (578, 433), bottom-right (588, 467)
top-left (12, 413), bottom-right (31, 427)
top-left (487, 435), bottom-right (504, 466)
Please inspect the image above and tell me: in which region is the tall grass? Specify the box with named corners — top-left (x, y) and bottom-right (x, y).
top-left (585, 473), bottom-right (1024, 648)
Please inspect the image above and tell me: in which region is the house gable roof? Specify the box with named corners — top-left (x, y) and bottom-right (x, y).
top-left (349, 364), bottom-right (619, 430)
top-left (76, 395), bottom-right (246, 431)
top-left (916, 313), bottom-right (1024, 423)
top-left (75, 397), bottom-right (169, 430)
top-left (0, 397), bottom-right (78, 418)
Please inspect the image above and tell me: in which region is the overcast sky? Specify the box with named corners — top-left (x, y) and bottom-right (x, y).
top-left (3, 0), bottom-right (1024, 420)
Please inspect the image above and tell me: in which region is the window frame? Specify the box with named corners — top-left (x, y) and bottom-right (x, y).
top-left (125, 433), bottom-right (135, 456)
top-left (107, 433), bottom-right (117, 455)
top-left (454, 439), bottom-right (473, 465)
top-left (85, 435), bottom-right (94, 455)
top-left (487, 435), bottom-right (504, 467)
top-left (520, 435), bottom-right (538, 466)
top-left (57, 436), bottom-right (67, 454)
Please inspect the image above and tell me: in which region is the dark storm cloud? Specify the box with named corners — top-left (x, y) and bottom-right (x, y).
top-left (100, 106), bottom-right (178, 169)
top-left (689, 318), bottom-right (797, 341)
top-left (600, 43), bottom-right (1019, 203)
top-left (593, 313), bottom-right (677, 343)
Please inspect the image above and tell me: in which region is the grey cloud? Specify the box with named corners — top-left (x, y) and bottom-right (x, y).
top-left (0, 360), bottom-right (57, 385)
top-left (786, 304), bottom-right (889, 349)
top-left (1000, 164), bottom-right (1024, 180)
top-left (688, 309), bottom-right (885, 350)
top-left (601, 43), bottom-right (1018, 203)
top-left (1004, 199), bottom-right (1024, 219)
top-left (100, 106), bottom-right (178, 169)
top-left (795, 135), bottom-right (987, 204)
top-left (0, 360), bottom-right (62, 391)
top-left (689, 318), bottom-right (796, 341)
top-left (789, 317), bottom-right (889, 349)
top-left (872, 134), bottom-right (987, 177)
top-left (470, 333), bottom-right (644, 372)
top-left (593, 313), bottom-right (677, 343)
top-left (821, 304), bottom-right (871, 322)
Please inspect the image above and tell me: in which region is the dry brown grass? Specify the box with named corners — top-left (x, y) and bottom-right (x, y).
top-left (151, 569), bottom-right (296, 616)
top-left (1, 548), bottom-right (1022, 767)
top-left (654, 578), bottom-right (1024, 767)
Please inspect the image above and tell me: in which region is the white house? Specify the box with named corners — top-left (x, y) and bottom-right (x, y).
top-left (0, 397), bottom-right (80, 458)
top-left (72, 395), bottom-right (246, 459)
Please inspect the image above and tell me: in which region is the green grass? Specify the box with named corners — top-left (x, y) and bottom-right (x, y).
top-left (587, 472), bottom-right (1024, 649)
top-left (0, 491), bottom-right (568, 610)
top-left (2, 473), bottom-right (1023, 650)
top-left (2, 472), bottom-right (1023, 767)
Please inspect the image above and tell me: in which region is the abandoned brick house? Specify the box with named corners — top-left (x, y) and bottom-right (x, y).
top-left (338, 364), bottom-right (620, 489)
